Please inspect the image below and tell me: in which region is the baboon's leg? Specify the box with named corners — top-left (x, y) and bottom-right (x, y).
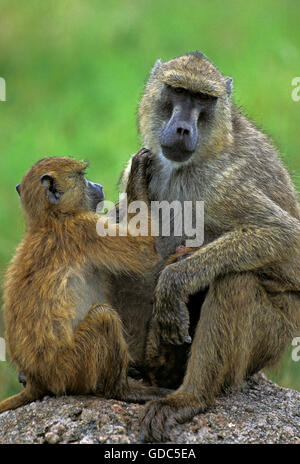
top-left (141, 272), bottom-right (296, 442)
top-left (71, 304), bottom-right (171, 402)
top-left (70, 303), bottom-right (130, 398)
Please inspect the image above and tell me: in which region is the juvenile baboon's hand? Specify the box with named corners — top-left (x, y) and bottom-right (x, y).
top-left (166, 245), bottom-right (197, 265)
top-left (126, 148), bottom-right (153, 203)
top-left (152, 264), bottom-right (191, 345)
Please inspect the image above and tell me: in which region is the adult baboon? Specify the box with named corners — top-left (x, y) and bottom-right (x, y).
top-left (121, 51), bottom-right (300, 441)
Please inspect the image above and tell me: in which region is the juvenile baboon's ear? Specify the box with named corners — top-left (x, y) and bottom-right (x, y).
top-left (226, 77), bottom-right (233, 95)
top-left (40, 174), bottom-right (61, 204)
top-left (40, 174), bottom-right (54, 188)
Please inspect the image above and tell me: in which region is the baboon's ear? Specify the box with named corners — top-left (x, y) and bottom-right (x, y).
top-left (40, 174), bottom-right (61, 204)
top-left (150, 59), bottom-right (163, 78)
top-left (40, 174), bottom-right (54, 188)
top-left (195, 50), bottom-right (205, 58)
top-left (226, 77), bottom-right (233, 95)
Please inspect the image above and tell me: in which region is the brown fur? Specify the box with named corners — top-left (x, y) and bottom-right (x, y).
top-left (121, 52), bottom-right (300, 441)
top-left (106, 148), bottom-right (166, 378)
top-left (113, 153), bottom-right (195, 385)
top-left (0, 153), bottom-right (171, 414)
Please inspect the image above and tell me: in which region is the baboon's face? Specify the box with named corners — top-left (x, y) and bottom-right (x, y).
top-left (139, 53), bottom-right (234, 163)
top-left (158, 84), bottom-right (218, 162)
top-left (16, 157), bottom-right (105, 220)
top-left (85, 178), bottom-right (105, 211)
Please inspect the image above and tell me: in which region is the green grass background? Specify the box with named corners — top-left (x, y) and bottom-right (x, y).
top-left (0, 0), bottom-right (299, 400)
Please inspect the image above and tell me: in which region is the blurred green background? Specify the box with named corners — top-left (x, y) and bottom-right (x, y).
top-left (0, 0), bottom-right (299, 401)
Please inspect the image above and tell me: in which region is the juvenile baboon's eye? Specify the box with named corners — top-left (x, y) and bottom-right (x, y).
top-left (174, 87), bottom-right (184, 94)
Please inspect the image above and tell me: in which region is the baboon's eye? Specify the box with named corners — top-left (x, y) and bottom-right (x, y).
top-left (195, 92), bottom-right (215, 101)
top-left (166, 84), bottom-right (184, 94)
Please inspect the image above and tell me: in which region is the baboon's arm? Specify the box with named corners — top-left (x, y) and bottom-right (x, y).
top-left (153, 189), bottom-right (300, 344)
top-left (87, 147), bottom-right (156, 276)
top-left (90, 217), bottom-right (157, 275)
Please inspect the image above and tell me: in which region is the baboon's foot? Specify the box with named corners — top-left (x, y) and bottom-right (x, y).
top-left (140, 391), bottom-right (205, 442)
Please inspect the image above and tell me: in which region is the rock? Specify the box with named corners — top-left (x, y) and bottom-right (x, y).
top-left (0, 375), bottom-right (299, 444)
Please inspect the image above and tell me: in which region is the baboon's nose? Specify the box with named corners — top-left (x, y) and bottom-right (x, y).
top-left (173, 121), bottom-right (197, 153)
top-left (176, 126), bottom-right (190, 137)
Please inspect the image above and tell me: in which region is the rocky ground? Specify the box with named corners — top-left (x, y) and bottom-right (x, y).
top-left (0, 375), bottom-right (299, 444)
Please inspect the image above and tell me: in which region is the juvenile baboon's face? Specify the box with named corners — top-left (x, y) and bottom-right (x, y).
top-left (139, 52), bottom-right (234, 163)
top-left (17, 157), bottom-right (104, 221)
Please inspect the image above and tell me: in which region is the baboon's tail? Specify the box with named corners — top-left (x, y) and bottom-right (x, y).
top-left (0, 390), bottom-right (33, 414)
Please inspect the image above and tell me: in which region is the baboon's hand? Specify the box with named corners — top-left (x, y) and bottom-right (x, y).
top-left (166, 245), bottom-right (197, 265)
top-left (18, 371), bottom-right (27, 388)
top-left (153, 264), bottom-right (191, 345)
top-left (126, 148), bottom-right (153, 203)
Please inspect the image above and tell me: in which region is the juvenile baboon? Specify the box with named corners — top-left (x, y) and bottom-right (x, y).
top-left (0, 153), bottom-right (170, 414)
top-left (122, 51), bottom-right (300, 441)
